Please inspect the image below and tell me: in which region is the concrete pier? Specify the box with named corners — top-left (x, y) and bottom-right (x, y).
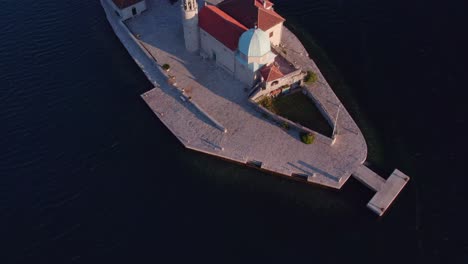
top-left (353, 166), bottom-right (410, 216)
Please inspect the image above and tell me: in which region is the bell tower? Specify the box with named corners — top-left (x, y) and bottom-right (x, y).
top-left (181, 0), bottom-right (200, 52)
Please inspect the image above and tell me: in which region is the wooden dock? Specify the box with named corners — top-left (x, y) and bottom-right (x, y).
top-left (353, 166), bottom-right (410, 216)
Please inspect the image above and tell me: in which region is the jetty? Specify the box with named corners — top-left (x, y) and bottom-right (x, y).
top-left (353, 166), bottom-right (410, 216)
top-left (101, 0), bottom-right (410, 216)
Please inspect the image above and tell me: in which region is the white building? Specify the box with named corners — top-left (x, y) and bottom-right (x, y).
top-left (181, 0), bottom-right (200, 52)
top-left (110, 0), bottom-right (147, 20)
top-left (182, 0), bottom-right (305, 93)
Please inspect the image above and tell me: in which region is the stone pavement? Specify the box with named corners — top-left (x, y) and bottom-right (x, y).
top-left (103, 0), bottom-right (368, 189)
top-left (102, 0), bottom-right (409, 215)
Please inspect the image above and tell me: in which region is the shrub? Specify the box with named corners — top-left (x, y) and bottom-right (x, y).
top-left (300, 132), bottom-right (315, 144)
top-left (281, 122), bottom-right (290, 130)
top-left (162, 63), bottom-right (170, 71)
top-left (259, 96), bottom-right (274, 110)
top-left (304, 70), bottom-right (318, 84)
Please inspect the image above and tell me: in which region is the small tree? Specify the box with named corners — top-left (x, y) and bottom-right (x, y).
top-left (300, 132), bottom-right (315, 144)
top-left (162, 63), bottom-right (170, 71)
top-left (304, 70), bottom-right (318, 84)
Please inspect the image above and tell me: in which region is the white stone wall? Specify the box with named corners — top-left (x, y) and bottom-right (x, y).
top-left (200, 29), bottom-right (235, 73)
top-left (246, 52), bottom-right (274, 65)
top-left (182, 2), bottom-right (200, 52)
top-left (110, 1), bottom-right (147, 21)
top-left (265, 22), bottom-right (283, 46)
top-left (234, 59), bottom-right (257, 87)
top-left (251, 69), bottom-right (305, 98)
top-left (265, 69), bottom-right (303, 90)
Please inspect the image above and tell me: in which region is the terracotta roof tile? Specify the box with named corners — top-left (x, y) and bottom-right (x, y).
top-left (199, 5), bottom-right (248, 51)
top-left (218, 0), bottom-right (285, 31)
top-left (260, 64), bottom-right (284, 82)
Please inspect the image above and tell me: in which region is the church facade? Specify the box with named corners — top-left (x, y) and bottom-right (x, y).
top-left (182, 0), bottom-right (305, 94)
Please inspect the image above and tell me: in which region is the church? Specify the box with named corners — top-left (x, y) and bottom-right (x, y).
top-left (109, 0), bottom-right (306, 95)
top-left (182, 0), bottom-right (305, 94)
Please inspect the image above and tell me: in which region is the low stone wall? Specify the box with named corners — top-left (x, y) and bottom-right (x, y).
top-left (120, 20), bottom-right (167, 79)
top-left (301, 87), bottom-right (335, 128)
top-left (113, 18), bottom-right (161, 86)
top-left (251, 69), bottom-right (305, 99)
top-left (184, 94), bottom-right (227, 133)
top-left (248, 98), bottom-right (333, 145)
top-left (265, 69), bottom-right (304, 90)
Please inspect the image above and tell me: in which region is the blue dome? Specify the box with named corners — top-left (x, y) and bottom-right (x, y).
top-left (238, 28), bottom-right (271, 57)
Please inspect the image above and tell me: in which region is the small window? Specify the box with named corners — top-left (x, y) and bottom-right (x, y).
top-left (272, 81), bottom-right (279, 86)
top-left (269, 31), bottom-right (274, 38)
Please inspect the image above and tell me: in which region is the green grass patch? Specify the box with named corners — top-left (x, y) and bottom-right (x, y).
top-left (262, 92), bottom-right (332, 136)
top-left (304, 70), bottom-right (318, 84)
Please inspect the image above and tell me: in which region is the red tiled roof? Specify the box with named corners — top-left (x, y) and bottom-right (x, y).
top-left (260, 64), bottom-right (284, 82)
top-left (217, 0), bottom-right (285, 31)
top-left (112, 0), bottom-right (142, 9)
top-left (199, 5), bottom-right (248, 51)
top-left (270, 88), bottom-right (281, 96)
top-left (256, 0), bottom-right (273, 9)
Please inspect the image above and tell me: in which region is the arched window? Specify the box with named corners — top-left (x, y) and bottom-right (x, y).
top-left (272, 81), bottom-right (279, 86)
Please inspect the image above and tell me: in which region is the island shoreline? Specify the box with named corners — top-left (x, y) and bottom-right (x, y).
top-left (101, 0), bottom-right (410, 216)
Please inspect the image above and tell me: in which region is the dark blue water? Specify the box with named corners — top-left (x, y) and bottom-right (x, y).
top-left (1, 0), bottom-right (467, 263)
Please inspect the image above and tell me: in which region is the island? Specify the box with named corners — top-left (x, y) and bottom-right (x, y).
top-left (101, 0), bottom-right (410, 216)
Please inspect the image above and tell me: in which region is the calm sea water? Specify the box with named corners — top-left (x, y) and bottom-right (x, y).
top-left (1, 0), bottom-right (467, 263)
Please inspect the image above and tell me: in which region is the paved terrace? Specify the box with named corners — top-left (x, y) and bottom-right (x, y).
top-left (101, 0), bottom-right (409, 214)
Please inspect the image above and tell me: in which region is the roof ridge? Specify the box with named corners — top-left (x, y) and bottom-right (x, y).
top-left (199, 5), bottom-right (248, 51)
top-left (267, 65), bottom-right (273, 80)
top-left (258, 6), bottom-right (285, 21)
